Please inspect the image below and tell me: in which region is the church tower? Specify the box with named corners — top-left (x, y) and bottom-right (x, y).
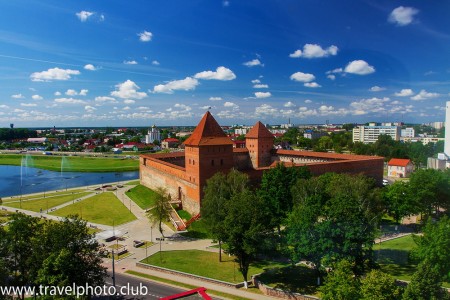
top-left (183, 112), bottom-right (234, 202)
top-left (246, 121), bottom-right (274, 168)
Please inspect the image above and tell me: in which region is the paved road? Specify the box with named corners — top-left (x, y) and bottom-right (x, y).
top-left (101, 271), bottom-right (185, 299)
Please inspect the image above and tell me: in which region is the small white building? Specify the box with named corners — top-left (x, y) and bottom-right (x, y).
top-left (401, 127), bottom-right (415, 138)
top-left (387, 158), bottom-right (414, 178)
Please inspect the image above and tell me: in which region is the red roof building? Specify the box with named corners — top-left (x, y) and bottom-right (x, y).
top-left (387, 158), bottom-right (414, 178)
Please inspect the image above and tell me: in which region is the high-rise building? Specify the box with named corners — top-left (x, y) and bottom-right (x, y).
top-left (145, 125), bottom-right (161, 144)
top-left (445, 101), bottom-right (450, 157)
top-left (353, 124), bottom-right (401, 144)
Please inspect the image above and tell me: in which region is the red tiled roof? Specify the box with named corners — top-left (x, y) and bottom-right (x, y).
top-left (246, 121), bottom-right (274, 139)
top-left (388, 158), bottom-right (412, 167)
top-left (163, 138), bottom-right (179, 142)
top-left (183, 111), bottom-right (233, 146)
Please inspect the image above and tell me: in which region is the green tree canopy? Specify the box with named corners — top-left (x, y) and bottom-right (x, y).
top-left (360, 269), bottom-right (402, 300)
top-left (147, 187), bottom-right (172, 237)
top-left (319, 259), bottom-right (361, 300)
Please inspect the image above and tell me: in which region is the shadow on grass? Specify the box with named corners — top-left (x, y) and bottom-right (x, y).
top-left (375, 249), bottom-right (412, 265)
top-left (258, 265), bottom-right (318, 295)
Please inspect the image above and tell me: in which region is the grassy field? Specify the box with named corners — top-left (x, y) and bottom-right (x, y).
top-left (125, 180), bottom-right (140, 186)
top-left (125, 184), bottom-right (160, 209)
top-left (177, 210), bottom-right (191, 222)
top-left (141, 249), bottom-right (290, 284)
top-left (0, 154), bottom-right (139, 172)
top-left (2, 189), bottom-right (87, 203)
top-left (374, 235), bottom-right (449, 287)
top-left (258, 265), bottom-right (319, 295)
top-left (50, 192), bottom-right (137, 226)
top-left (180, 218), bottom-right (212, 239)
top-left (4, 191), bottom-right (93, 212)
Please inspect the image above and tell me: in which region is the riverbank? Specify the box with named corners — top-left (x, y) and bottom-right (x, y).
top-left (0, 154), bottom-right (139, 172)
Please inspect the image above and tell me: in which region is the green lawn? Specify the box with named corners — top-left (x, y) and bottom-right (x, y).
top-left (374, 235), bottom-right (449, 287)
top-left (2, 189), bottom-right (87, 202)
top-left (0, 154), bottom-right (138, 172)
top-left (4, 192), bottom-right (93, 212)
top-left (177, 210), bottom-right (191, 222)
top-left (50, 192), bottom-right (137, 226)
top-left (180, 218), bottom-right (212, 239)
top-left (125, 184), bottom-right (160, 209)
top-left (258, 265), bottom-right (319, 295)
top-left (141, 249), bottom-right (290, 284)
top-left (125, 180), bottom-right (140, 186)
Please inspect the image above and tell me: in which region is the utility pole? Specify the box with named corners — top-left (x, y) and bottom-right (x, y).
top-left (112, 249), bottom-right (116, 287)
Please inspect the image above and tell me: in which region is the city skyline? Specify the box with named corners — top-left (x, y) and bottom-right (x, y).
top-left (0, 0), bottom-right (449, 127)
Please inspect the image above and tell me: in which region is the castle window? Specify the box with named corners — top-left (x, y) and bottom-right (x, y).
top-left (220, 159), bottom-right (223, 166)
top-left (193, 160), bottom-right (195, 165)
top-left (189, 159), bottom-right (191, 164)
top-left (211, 160), bottom-right (214, 166)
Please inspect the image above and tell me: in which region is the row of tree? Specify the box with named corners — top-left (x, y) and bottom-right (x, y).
top-left (0, 214), bottom-right (106, 299)
top-left (200, 165), bottom-right (450, 297)
top-left (0, 129), bottom-right (37, 142)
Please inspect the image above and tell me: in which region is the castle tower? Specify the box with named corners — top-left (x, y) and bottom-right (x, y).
top-left (246, 121), bottom-right (274, 168)
top-left (183, 112), bottom-right (234, 206)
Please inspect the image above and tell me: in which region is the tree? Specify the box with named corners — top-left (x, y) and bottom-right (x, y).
top-left (35, 216), bottom-right (107, 291)
top-left (288, 173), bottom-right (383, 278)
top-left (147, 187), bottom-right (172, 237)
top-left (409, 169), bottom-right (450, 216)
top-left (319, 259), bottom-right (361, 300)
top-left (202, 170), bottom-right (249, 261)
top-left (413, 216), bottom-right (450, 281)
top-left (258, 163), bottom-right (311, 235)
top-left (5, 213), bottom-right (43, 299)
top-left (222, 189), bottom-right (270, 287)
top-left (360, 269), bottom-right (402, 300)
top-left (403, 261), bottom-right (450, 300)
top-left (383, 181), bottom-right (418, 223)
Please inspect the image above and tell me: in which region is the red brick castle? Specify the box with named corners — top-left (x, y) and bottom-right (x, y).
top-left (140, 112), bottom-right (383, 214)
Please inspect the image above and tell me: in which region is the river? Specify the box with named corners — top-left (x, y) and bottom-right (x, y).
top-left (0, 165), bottom-right (139, 198)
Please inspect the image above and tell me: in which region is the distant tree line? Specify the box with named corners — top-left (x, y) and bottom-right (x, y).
top-left (0, 128), bottom-right (37, 141)
top-left (201, 165), bottom-right (450, 298)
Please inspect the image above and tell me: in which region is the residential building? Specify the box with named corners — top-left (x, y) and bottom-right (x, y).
top-left (161, 138), bottom-right (180, 149)
top-left (140, 112), bottom-right (384, 214)
top-left (352, 124), bottom-right (401, 144)
top-left (401, 127), bottom-right (415, 138)
top-left (387, 158), bottom-right (414, 178)
top-left (145, 125), bottom-right (161, 144)
top-left (303, 130), bottom-right (328, 139)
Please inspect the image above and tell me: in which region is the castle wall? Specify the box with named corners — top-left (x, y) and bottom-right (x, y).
top-left (140, 156), bottom-right (200, 214)
top-left (233, 150), bottom-right (251, 170)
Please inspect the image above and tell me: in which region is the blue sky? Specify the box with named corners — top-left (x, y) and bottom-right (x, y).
top-left (0, 0), bottom-right (449, 127)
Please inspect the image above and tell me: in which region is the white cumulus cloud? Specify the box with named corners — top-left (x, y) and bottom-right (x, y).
top-left (289, 44), bottom-right (338, 58)
top-left (138, 31), bottom-right (152, 42)
top-left (54, 98), bottom-right (87, 104)
top-left (209, 97), bottom-right (222, 101)
top-left (224, 102), bottom-right (239, 110)
top-left (255, 92), bottom-right (272, 98)
top-left (111, 80), bottom-right (147, 99)
top-left (304, 82), bottom-right (321, 88)
top-left (284, 101), bottom-right (296, 108)
top-left (290, 72), bottom-right (315, 82)
top-left (95, 96), bottom-right (117, 103)
top-left (243, 59), bottom-right (264, 67)
top-left (124, 99), bottom-right (136, 104)
top-left (389, 6), bottom-right (419, 26)
top-left (344, 60), bottom-right (375, 75)
top-left (370, 86), bottom-right (386, 92)
top-left (395, 89), bottom-right (414, 97)
top-left (20, 103), bottom-right (37, 107)
top-left (123, 60), bottom-right (138, 65)
top-left (153, 77), bottom-right (199, 94)
top-left (84, 64), bottom-right (97, 71)
top-left (152, 60), bottom-right (160, 65)
top-left (253, 84), bottom-right (269, 89)
top-left (11, 94), bottom-right (24, 99)
top-left (194, 66), bottom-right (236, 81)
top-left (84, 106), bottom-right (97, 113)
top-left (30, 68), bottom-right (80, 82)
top-left (76, 11), bottom-right (94, 22)
top-left (32, 95), bottom-right (43, 100)
top-left (410, 90), bottom-right (439, 101)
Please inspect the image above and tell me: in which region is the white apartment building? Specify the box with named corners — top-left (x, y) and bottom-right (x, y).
top-left (145, 125), bottom-right (161, 144)
top-left (401, 127), bottom-right (415, 138)
top-left (352, 125), bottom-right (401, 144)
